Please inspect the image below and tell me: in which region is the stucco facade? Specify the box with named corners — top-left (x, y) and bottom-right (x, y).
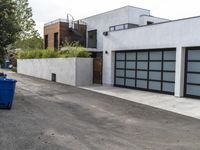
top-left (81, 6), bottom-right (200, 98)
top-left (101, 16), bottom-right (200, 97)
top-left (42, 6), bottom-right (200, 98)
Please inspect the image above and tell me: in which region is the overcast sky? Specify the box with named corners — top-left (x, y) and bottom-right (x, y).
top-left (29, 0), bottom-right (200, 36)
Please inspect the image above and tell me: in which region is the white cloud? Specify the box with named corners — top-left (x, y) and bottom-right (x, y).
top-left (29, 0), bottom-right (200, 36)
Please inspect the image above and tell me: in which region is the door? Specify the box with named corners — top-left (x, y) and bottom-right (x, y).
top-left (93, 58), bottom-right (102, 84)
top-left (184, 47), bottom-right (200, 98)
top-left (114, 49), bottom-right (176, 94)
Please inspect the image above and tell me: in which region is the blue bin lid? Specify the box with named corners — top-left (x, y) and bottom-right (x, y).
top-left (0, 78), bottom-right (17, 82)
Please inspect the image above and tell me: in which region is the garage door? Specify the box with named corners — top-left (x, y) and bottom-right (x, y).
top-left (185, 47), bottom-right (200, 98)
top-left (114, 49), bottom-right (176, 94)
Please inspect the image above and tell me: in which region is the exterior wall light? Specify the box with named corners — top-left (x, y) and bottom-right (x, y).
top-left (105, 51), bottom-right (109, 54)
top-left (103, 31), bottom-right (108, 36)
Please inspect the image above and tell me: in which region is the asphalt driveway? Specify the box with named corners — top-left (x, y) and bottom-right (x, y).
top-left (0, 72), bottom-right (200, 150)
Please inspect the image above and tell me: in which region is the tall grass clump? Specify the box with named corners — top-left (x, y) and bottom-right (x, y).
top-left (17, 42), bottom-right (91, 59)
top-left (17, 49), bottom-right (58, 59)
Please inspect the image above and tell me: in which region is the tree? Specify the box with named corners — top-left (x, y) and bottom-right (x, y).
top-left (0, 0), bottom-right (21, 63)
top-left (0, 0), bottom-right (41, 65)
top-left (13, 32), bottom-right (43, 50)
top-left (12, 0), bottom-right (43, 50)
top-left (13, 0), bottom-right (36, 39)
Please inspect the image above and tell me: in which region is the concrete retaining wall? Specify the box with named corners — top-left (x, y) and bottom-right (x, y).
top-left (17, 58), bottom-right (93, 86)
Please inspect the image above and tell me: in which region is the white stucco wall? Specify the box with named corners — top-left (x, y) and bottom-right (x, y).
top-left (17, 58), bottom-right (93, 86)
top-left (102, 16), bottom-right (200, 97)
top-left (140, 15), bottom-right (169, 25)
top-left (82, 6), bottom-right (150, 51)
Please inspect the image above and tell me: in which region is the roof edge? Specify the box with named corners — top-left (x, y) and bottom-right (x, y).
top-left (81, 5), bottom-right (150, 20)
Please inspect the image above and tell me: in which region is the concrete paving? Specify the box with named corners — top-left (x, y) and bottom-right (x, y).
top-left (1, 71), bottom-right (200, 150)
top-left (80, 85), bottom-right (200, 119)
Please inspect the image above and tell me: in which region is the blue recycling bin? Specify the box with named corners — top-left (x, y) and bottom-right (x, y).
top-left (0, 78), bottom-right (17, 109)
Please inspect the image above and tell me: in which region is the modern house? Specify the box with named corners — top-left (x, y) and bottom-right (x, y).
top-left (44, 5), bottom-right (200, 99)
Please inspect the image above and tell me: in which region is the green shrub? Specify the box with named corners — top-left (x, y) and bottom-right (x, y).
top-left (42, 49), bottom-right (58, 58)
top-left (17, 47), bottom-right (91, 59)
top-left (59, 47), bottom-right (91, 58)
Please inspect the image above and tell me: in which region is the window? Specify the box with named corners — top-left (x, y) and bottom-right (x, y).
top-left (147, 21), bottom-right (154, 25)
top-left (88, 30), bottom-right (97, 48)
top-left (115, 25), bottom-right (124, 30)
top-left (54, 32), bottom-right (58, 50)
top-left (110, 26), bottom-right (115, 31)
top-left (44, 35), bottom-right (48, 49)
top-left (109, 23), bottom-right (139, 31)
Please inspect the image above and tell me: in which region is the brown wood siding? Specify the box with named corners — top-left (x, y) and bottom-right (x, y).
top-left (44, 21), bottom-right (86, 49)
top-left (44, 23), bottom-right (60, 49)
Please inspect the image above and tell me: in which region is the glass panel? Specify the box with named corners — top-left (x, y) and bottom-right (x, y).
top-left (149, 71), bottom-right (161, 80)
top-left (115, 25), bottom-right (124, 30)
top-left (126, 52), bottom-right (136, 60)
top-left (163, 62), bottom-right (175, 71)
top-left (124, 24), bottom-right (128, 29)
top-left (110, 26), bottom-right (115, 31)
top-left (137, 62), bottom-right (148, 70)
top-left (136, 80), bottom-right (147, 89)
top-left (116, 70), bottom-right (125, 77)
top-left (126, 62), bottom-right (136, 69)
top-left (149, 51), bottom-right (162, 60)
top-left (187, 73), bottom-right (200, 84)
top-left (149, 81), bottom-right (161, 91)
top-left (162, 82), bottom-right (174, 93)
top-left (149, 62), bottom-right (162, 70)
top-left (125, 79), bottom-right (135, 87)
top-left (163, 72), bottom-right (175, 82)
top-left (116, 53), bottom-right (125, 60)
top-left (137, 52), bottom-right (148, 60)
top-left (188, 50), bottom-right (200, 60)
top-left (137, 71), bottom-right (147, 79)
top-left (187, 62), bottom-right (200, 72)
top-left (115, 78), bottom-right (124, 86)
top-left (126, 70), bottom-right (135, 78)
top-left (116, 61), bottom-right (125, 68)
top-left (187, 84), bottom-right (200, 96)
top-left (164, 51), bottom-right (176, 60)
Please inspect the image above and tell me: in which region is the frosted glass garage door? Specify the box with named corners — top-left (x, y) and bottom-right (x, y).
top-left (185, 48), bottom-right (200, 97)
top-left (115, 49), bottom-right (176, 94)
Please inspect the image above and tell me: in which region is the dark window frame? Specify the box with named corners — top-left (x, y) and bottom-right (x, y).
top-left (109, 23), bottom-right (139, 32)
top-left (44, 34), bottom-right (48, 49)
top-left (147, 21), bottom-right (154, 25)
top-left (88, 30), bottom-right (97, 48)
top-left (114, 48), bottom-right (176, 95)
top-left (184, 47), bottom-right (200, 98)
top-left (54, 32), bottom-right (59, 50)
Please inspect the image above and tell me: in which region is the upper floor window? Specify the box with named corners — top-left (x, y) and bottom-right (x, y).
top-left (147, 21), bottom-right (154, 25)
top-left (109, 23), bottom-right (139, 32)
top-left (115, 24), bottom-right (125, 30)
top-left (44, 35), bottom-right (48, 49)
top-left (88, 30), bottom-right (97, 48)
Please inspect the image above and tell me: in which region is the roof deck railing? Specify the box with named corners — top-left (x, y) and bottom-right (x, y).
top-left (44, 19), bottom-right (87, 27)
top-left (44, 19), bottom-right (68, 27)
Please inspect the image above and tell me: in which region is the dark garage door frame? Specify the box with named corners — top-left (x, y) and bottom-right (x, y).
top-left (184, 47), bottom-right (200, 98)
top-left (114, 48), bottom-right (176, 95)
